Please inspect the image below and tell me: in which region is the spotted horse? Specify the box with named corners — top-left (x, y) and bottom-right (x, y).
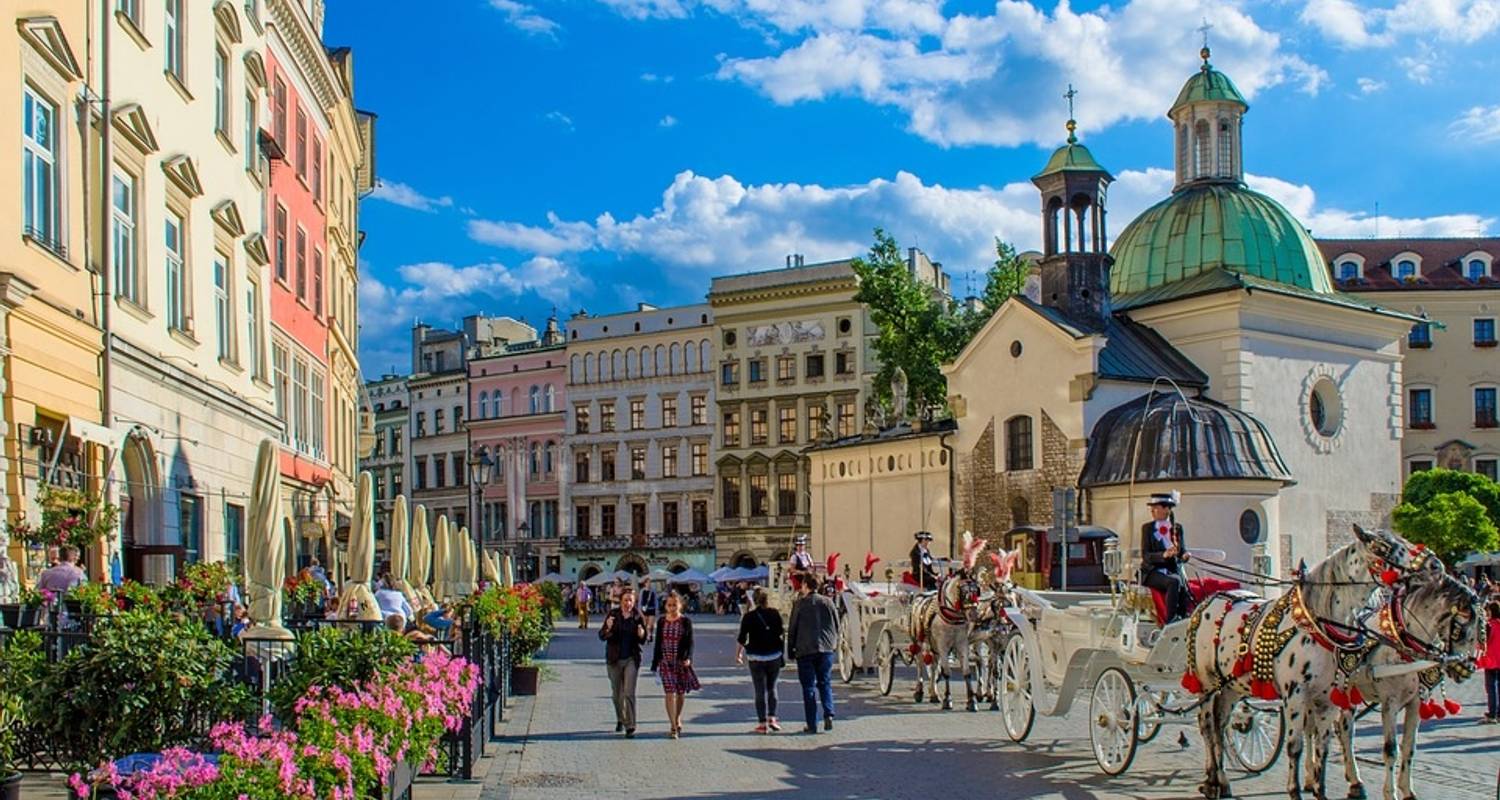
top-left (905, 532), bottom-right (987, 711)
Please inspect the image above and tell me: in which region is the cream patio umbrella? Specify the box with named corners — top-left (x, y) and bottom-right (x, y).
top-left (481, 548), bottom-right (501, 586)
top-left (408, 505), bottom-right (434, 608)
top-left (244, 439), bottom-right (292, 642)
top-left (335, 472), bottom-right (381, 621)
top-left (388, 495), bottom-right (415, 606)
top-left (430, 514), bottom-right (452, 601)
top-left (452, 525), bottom-right (476, 597)
top-left (501, 554), bottom-right (515, 588)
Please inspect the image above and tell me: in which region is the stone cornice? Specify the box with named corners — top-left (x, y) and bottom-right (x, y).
top-left (265, 0), bottom-right (338, 111)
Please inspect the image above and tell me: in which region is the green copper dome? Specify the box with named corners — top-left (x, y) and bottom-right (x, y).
top-left (1170, 64), bottom-right (1248, 116)
top-left (1109, 183), bottom-right (1334, 298)
top-left (1036, 140), bottom-right (1110, 178)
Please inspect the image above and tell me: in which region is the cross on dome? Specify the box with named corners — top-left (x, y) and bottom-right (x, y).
top-left (1063, 83), bottom-right (1079, 143)
top-left (1197, 18), bottom-right (1213, 67)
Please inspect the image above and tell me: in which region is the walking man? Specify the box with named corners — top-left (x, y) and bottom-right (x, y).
top-left (600, 586), bottom-right (648, 737)
top-left (576, 582), bottom-right (593, 629)
top-left (787, 576), bottom-right (839, 733)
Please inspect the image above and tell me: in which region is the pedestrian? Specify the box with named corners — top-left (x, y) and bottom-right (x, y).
top-left (375, 574), bottom-right (413, 628)
top-left (736, 587), bottom-right (785, 733)
top-left (650, 591), bottom-right (699, 739)
top-left (787, 576), bottom-right (839, 733)
top-left (640, 580), bottom-right (659, 641)
top-left (575, 582), bottom-right (593, 628)
top-left (1480, 600), bottom-right (1500, 723)
top-left (600, 586), bottom-right (648, 737)
top-left (35, 546), bottom-right (86, 594)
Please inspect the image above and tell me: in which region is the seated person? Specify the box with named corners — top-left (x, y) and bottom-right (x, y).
top-left (1140, 491), bottom-right (1191, 623)
top-left (788, 535), bottom-right (815, 590)
top-left (909, 531), bottom-right (939, 592)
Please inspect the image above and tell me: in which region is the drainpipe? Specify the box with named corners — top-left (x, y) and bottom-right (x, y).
top-left (939, 431), bottom-right (957, 561)
top-left (99, 0), bottom-right (114, 436)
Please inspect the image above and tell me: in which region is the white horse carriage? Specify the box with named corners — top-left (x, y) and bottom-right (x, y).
top-left (994, 535), bottom-right (1287, 777)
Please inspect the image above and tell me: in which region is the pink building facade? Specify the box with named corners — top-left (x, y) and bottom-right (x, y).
top-left (468, 339), bottom-right (567, 580)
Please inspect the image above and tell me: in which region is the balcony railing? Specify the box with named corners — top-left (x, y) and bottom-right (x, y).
top-left (562, 534), bottom-right (713, 552)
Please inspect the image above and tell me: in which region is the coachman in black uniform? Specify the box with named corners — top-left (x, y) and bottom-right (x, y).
top-left (1140, 491), bottom-right (1191, 623)
top-left (909, 531), bottom-right (939, 591)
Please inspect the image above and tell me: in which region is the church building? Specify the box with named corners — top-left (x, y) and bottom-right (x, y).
top-left (945, 49), bottom-right (1416, 577)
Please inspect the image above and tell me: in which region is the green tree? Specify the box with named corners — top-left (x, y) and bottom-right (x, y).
top-left (1391, 467), bottom-right (1500, 564)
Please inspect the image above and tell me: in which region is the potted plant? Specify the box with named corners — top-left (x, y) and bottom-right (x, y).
top-left (0, 690), bottom-right (23, 800)
top-left (473, 584), bottom-right (551, 695)
top-left (283, 571), bottom-right (324, 618)
top-left (113, 580), bottom-right (160, 613)
top-left (11, 485), bottom-right (119, 553)
top-left (3, 587), bottom-right (49, 629)
top-left (66, 582), bottom-right (114, 618)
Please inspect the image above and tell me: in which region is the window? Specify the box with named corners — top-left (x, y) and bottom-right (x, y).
top-left (1396, 260), bottom-right (1417, 280)
top-left (721, 475), bottom-right (741, 518)
top-left (1475, 318), bottom-right (1496, 346)
top-left (600, 401), bottom-right (615, 432)
top-left (661, 396), bottom-right (678, 427)
top-left (690, 395), bottom-right (707, 425)
top-left (311, 138), bottom-right (323, 204)
top-left (721, 361), bottom-right (739, 386)
top-left (478, 391), bottom-right (490, 419)
top-left (600, 449), bottom-right (615, 481)
top-left (434, 455), bottom-right (446, 487)
top-left (777, 473), bottom-right (797, 516)
top-left (749, 474), bottom-right (769, 516)
top-left (750, 408), bottom-right (768, 445)
top-left (310, 369), bottom-right (324, 458)
top-left (1409, 388), bottom-right (1433, 428)
top-left (836, 401), bottom-right (855, 438)
top-left (723, 410), bottom-right (741, 447)
top-left (1409, 322), bottom-right (1432, 349)
top-left (630, 399), bottom-right (645, 430)
top-left (415, 411), bottom-right (426, 437)
top-left (22, 87), bottom-right (60, 250)
top-left (663, 501), bottom-right (679, 535)
top-left (413, 457), bottom-right (427, 489)
top-left (692, 500), bottom-right (708, 533)
top-left (112, 172), bottom-right (138, 302)
top-left (274, 205), bottom-right (288, 281)
top-left (246, 281), bottom-right (262, 378)
top-left (575, 451), bottom-right (590, 482)
top-left (1338, 261), bottom-right (1358, 281)
top-left (1469, 259), bottom-right (1489, 281)
top-left (272, 343), bottom-right (289, 439)
top-left (809, 402), bottom-right (827, 441)
top-left (452, 452), bottom-right (465, 486)
top-left (545, 384), bottom-right (555, 412)
top-left (294, 227), bottom-right (307, 299)
top-left (631, 447), bottom-right (646, 480)
top-left (575, 505), bottom-right (591, 538)
top-left (213, 256), bottom-right (231, 360)
top-left (835, 351), bottom-right (855, 375)
top-left (224, 503), bottom-right (244, 564)
top-left (630, 503), bottom-right (646, 542)
top-left (1005, 415), bottom-right (1034, 471)
top-left (1476, 387), bottom-right (1498, 428)
top-left (453, 405), bottom-right (463, 426)
top-left (312, 249), bottom-right (323, 316)
top-left (575, 404), bottom-right (590, 433)
top-left (529, 386), bottom-right (540, 414)
top-left (434, 408), bottom-right (445, 434)
top-left (214, 48), bottom-right (229, 134)
top-left (164, 0), bottom-right (184, 80)
top-left (1476, 458), bottom-right (1499, 482)
top-left (244, 93), bottom-right (257, 172)
top-left (1408, 459), bottom-right (1433, 476)
top-left (777, 356), bottom-right (795, 381)
top-left (1192, 119), bottom-right (1210, 178)
top-left (179, 493), bottom-right (201, 563)
top-left (600, 504), bottom-right (616, 537)
top-left (805, 353), bottom-right (825, 379)
top-left (295, 107), bottom-right (307, 179)
top-left (662, 445), bottom-right (678, 477)
top-left (748, 358), bottom-right (766, 383)
top-left (779, 406), bottom-right (797, 444)
top-left (691, 443), bottom-right (707, 476)
top-left (272, 76), bottom-right (287, 145)
top-left (165, 211), bottom-right (188, 331)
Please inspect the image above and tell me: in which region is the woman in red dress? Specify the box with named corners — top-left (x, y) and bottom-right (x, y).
top-left (651, 591), bottom-right (701, 739)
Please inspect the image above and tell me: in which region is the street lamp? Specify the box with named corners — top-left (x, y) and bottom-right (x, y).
top-left (468, 450), bottom-right (495, 581)
top-left (517, 521), bottom-right (531, 582)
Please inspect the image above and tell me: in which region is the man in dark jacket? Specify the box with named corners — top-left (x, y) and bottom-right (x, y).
top-left (1140, 491), bottom-right (1191, 622)
top-left (787, 577), bottom-right (840, 733)
top-left (909, 531), bottom-right (938, 591)
top-left (599, 587), bottom-right (648, 736)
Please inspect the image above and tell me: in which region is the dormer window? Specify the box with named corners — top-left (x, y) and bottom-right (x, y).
top-left (1463, 251), bottom-right (1493, 281)
top-left (1338, 261), bottom-right (1359, 281)
top-left (1396, 260), bottom-right (1417, 280)
top-left (1333, 253), bottom-right (1365, 283)
top-left (1469, 260), bottom-right (1487, 281)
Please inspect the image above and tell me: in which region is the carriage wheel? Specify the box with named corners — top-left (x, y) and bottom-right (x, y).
top-left (1089, 667), bottom-right (1139, 776)
top-left (1225, 697), bottom-right (1284, 775)
top-left (998, 634), bottom-right (1035, 742)
top-left (1135, 691), bottom-right (1164, 744)
top-left (876, 630), bottom-right (896, 697)
top-left (838, 636), bottom-right (856, 684)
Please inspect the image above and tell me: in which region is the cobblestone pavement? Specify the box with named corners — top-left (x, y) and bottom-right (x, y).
top-left (483, 615), bottom-right (1499, 800)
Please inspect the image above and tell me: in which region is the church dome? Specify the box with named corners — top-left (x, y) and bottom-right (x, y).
top-left (1109, 182), bottom-right (1334, 298)
top-left (1079, 391), bottom-right (1293, 489)
top-left (1035, 140), bottom-right (1109, 179)
top-left (1170, 61), bottom-right (1248, 116)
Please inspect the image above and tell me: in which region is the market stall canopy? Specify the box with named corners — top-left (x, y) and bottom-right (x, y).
top-left (535, 571), bottom-right (573, 585)
top-left (669, 568), bottom-right (712, 585)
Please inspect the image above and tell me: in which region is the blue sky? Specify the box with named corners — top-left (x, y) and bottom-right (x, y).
top-left (328, 0), bottom-right (1500, 374)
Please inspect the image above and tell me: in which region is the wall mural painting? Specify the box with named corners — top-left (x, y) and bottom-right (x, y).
top-left (747, 320), bottom-right (825, 347)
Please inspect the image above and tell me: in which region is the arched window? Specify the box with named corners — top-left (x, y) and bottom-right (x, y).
top-left (612, 350), bottom-right (624, 378)
top-left (584, 352), bottom-right (596, 382)
top-left (685, 340), bottom-right (698, 373)
top-left (544, 440), bottom-right (555, 473)
top-left (529, 386), bottom-right (540, 415)
top-left (1176, 123), bottom-right (1189, 183)
top-left (530, 442), bottom-right (540, 476)
top-left (700, 339), bottom-right (711, 371)
top-left (479, 391), bottom-right (490, 419)
top-left (625, 348), bottom-right (636, 378)
top-left (569, 354), bottom-right (580, 383)
top-left (545, 384), bottom-right (556, 412)
top-left (670, 342), bottom-right (681, 375)
top-left (655, 345), bottom-right (666, 376)
top-left (1217, 118), bottom-right (1234, 178)
top-left (1469, 259), bottom-right (1488, 281)
top-left (1193, 120), bottom-right (1211, 179)
top-left (1005, 415), bottom-right (1034, 471)
top-left (1397, 260), bottom-right (1417, 280)
top-left (1339, 261), bottom-right (1359, 281)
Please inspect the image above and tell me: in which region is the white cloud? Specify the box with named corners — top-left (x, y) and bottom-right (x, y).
top-left (488, 0), bottom-right (561, 37)
top-left (1302, 0), bottom-right (1500, 47)
top-left (1450, 104), bottom-right (1500, 143)
top-left (466, 168), bottom-right (1493, 279)
top-left (369, 179), bottom-right (454, 213)
top-left (640, 72), bottom-right (676, 82)
top-left (659, 114), bottom-right (679, 127)
top-left (1301, 0), bottom-right (1388, 47)
top-left (545, 110), bottom-right (575, 130)
top-left (1356, 77), bottom-right (1387, 94)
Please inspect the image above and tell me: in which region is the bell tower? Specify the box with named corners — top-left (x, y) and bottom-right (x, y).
top-left (1169, 26), bottom-right (1249, 191)
top-left (1032, 86), bottom-right (1114, 330)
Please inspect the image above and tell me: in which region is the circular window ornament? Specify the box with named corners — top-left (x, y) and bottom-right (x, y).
top-left (1300, 366), bottom-right (1347, 454)
top-left (1238, 509), bottom-right (1262, 545)
top-left (1010, 340), bottom-right (1023, 358)
top-left (723, 330), bottom-right (737, 347)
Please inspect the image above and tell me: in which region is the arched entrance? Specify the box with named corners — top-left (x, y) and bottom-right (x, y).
top-left (616, 553), bottom-right (648, 575)
top-left (731, 551), bottom-right (758, 569)
top-left (578, 563), bottom-right (603, 583)
top-left (667, 560), bottom-right (690, 573)
top-left (119, 431), bottom-right (160, 582)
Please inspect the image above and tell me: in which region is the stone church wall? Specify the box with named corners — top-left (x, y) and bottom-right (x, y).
top-left (961, 411), bottom-right (1083, 549)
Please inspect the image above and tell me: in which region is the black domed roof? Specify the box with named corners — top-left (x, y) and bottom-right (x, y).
top-left (1079, 391), bottom-right (1293, 489)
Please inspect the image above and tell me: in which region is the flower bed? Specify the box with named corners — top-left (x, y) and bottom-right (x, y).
top-left (471, 584), bottom-right (551, 665)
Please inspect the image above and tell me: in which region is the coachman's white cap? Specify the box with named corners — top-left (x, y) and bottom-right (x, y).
top-left (1147, 490), bottom-right (1181, 508)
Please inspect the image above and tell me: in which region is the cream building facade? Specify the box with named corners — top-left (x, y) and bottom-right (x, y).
top-left (365, 374), bottom-right (406, 551)
top-left (408, 324), bottom-right (470, 532)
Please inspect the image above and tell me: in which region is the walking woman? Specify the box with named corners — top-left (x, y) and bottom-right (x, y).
top-left (600, 586), bottom-right (648, 737)
top-left (735, 587), bottom-right (785, 733)
top-left (650, 591), bottom-right (700, 739)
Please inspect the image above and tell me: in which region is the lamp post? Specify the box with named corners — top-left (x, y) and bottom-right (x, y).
top-left (517, 521), bottom-right (531, 582)
top-left (468, 450), bottom-right (495, 581)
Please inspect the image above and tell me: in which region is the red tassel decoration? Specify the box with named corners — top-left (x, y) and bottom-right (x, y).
top-left (1380, 568), bottom-right (1399, 586)
top-left (1232, 652), bottom-right (1253, 678)
top-left (922, 652), bottom-right (935, 665)
top-left (1444, 698), bottom-right (1462, 716)
top-left (908, 643), bottom-right (921, 656)
top-left (1419, 701), bottom-right (1434, 720)
top-left (1348, 686), bottom-right (1365, 706)
top-left (1330, 686), bottom-right (1349, 710)
top-left (1433, 704), bottom-right (1448, 720)
top-left (1181, 671), bottom-right (1204, 694)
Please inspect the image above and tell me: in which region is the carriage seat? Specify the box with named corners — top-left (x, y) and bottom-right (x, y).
top-left (1148, 577), bottom-right (1241, 624)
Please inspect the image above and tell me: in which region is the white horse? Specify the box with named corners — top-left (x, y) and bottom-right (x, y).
top-left (908, 570), bottom-right (984, 710)
top-left (1185, 525), bottom-right (1413, 800)
top-left (968, 549), bottom-right (1021, 710)
top-left (1326, 554), bottom-right (1482, 800)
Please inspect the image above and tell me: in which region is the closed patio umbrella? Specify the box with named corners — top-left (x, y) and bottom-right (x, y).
top-left (452, 525), bottom-right (477, 597)
top-left (430, 515), bottom-right (452, 601)
top-left (244, 439), bottom-right (291, 642)
top-left (388, 495), bottom-right (415, 605)
top-left (408, 504), bottom-right (434, 608)
top-left (336, 473), bottom-right (381, 621)
top-left (501, 553), bottom-right (515, 588)
top-left (481, 548), bottom-right (501, 585)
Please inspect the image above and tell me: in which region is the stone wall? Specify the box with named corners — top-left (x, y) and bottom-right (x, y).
top-left (961, 411), bottom-right (1084, 548)
top-left (1321, 491), bottom-right (1401, 558)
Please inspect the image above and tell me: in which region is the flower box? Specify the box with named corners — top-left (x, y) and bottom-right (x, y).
top-left (1, 773), bottom-right (22, 800)
top-left (511, 664), bottom-right (539, 696)
top-left (0, 604), bottom-right (42, 629)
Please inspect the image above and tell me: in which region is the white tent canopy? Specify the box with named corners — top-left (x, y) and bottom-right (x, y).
top-left (535, 571), bottom-right (573, 584)
top-left (668, 568), bottom-right (712, 585)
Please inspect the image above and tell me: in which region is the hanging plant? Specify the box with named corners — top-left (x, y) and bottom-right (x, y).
top-left (178, 561), bottom-right (232, 604)
top-left (9, 485), bottom-right (119, 550)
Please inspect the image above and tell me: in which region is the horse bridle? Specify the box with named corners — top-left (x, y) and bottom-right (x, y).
top-left (937, 574), bottom-right (982, 625)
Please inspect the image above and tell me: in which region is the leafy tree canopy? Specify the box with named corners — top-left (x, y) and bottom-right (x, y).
top-left (1392, 468), bottom-right (1500, 564)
